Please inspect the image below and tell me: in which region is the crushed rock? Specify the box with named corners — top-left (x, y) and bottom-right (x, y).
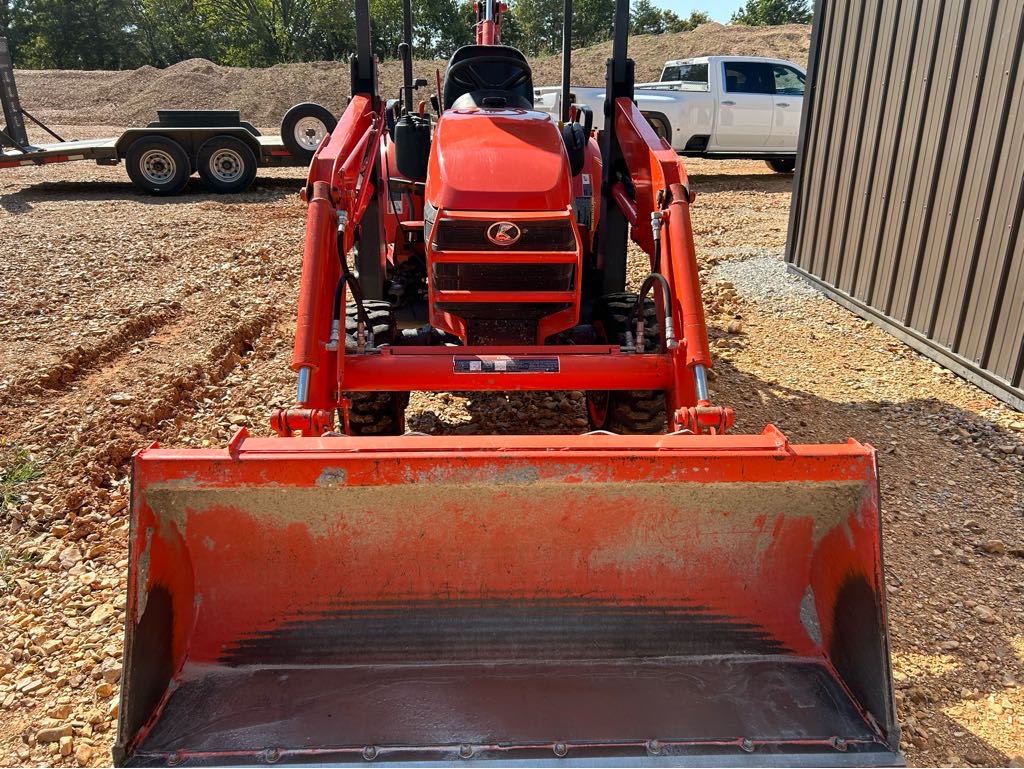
top-left (0, 141), bottom-right (1021, 769)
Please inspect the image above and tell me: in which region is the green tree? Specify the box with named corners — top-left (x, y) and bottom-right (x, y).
top-left (131, 0), bottom-right (221, 66)
top-left (370, 0), bottom-right (471, 61)
top-left (573, 0), bottom-right (614, 47)
top-left (662, 9), bottom-right (710, 32)
top-left (633, 3), bottom-right (706, 35)
top-left (506, 0), bottom-right (560, 54)
top-left (198, 0), bottom-right (348, 65)
top-left (307, 0), bottom-right (358, 61)
top-left (1, 1), bottom-right (28, 60)
top-left (15, 0), bottom-right (143, 68)
top-left (508, 0), bottom-right (614, 55)
top-left (730, 0), bottom-right (810, 26)
top-left (630, 0), bottom-right (664, 35)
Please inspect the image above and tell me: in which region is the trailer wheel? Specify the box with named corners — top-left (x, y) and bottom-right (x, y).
top-left (126, 136), bottom-right (189, 195)
top-left (767, 158), bottom-right (796, 174)
top-left (585, 293), bottom-right (666, 434)
top-left (281, 103), bottom-right (337, 161)
top-left (343, 300), bottom-right (409, 435)
top-left (197, 135), bottom-right (258, 193)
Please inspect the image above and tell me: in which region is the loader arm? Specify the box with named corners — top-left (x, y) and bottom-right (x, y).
top-left (288, 94), bottom-right (385, 420)
top-left (605, 95), bottom-right (722, 430)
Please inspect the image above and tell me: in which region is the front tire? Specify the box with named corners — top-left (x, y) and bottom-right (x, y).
top-left (197, 135), bottom-right (258, 193)
top-left (125, 136), bottom-right (190, 195)
top-left (343, 300), bottom-right (409, 436)
top-left (767, 158), bottom-right (796, 174)
top-left (585, 293), bottom-right (666, 434)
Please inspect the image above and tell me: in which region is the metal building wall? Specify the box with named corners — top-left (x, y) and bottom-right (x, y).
top-left (786, 0), bottom-right (1024, 411)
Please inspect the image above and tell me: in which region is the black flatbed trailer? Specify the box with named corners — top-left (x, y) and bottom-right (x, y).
top-left (1, 37), bottom-right (335, 195)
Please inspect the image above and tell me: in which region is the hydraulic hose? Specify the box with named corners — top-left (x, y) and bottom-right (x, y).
top-left (336, 226), bottom-right (373, 348)
top-left (634, 273), bottom-right (676, 352)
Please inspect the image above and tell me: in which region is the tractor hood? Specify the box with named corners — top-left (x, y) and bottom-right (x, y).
top-left (425, 108), bottom-right (572, 212)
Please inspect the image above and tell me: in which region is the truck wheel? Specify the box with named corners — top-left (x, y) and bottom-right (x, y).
top-left (585, 293), bottom-right (666, 434)
top-left (645, 114), bottom-right (671, 143)
top-left (125, 136), bottom-right (189, 196)
top-left (767, 158), bottom-right (796, 174)
top-left (343, 300), bottom-right (409, 436)
top-left (197, 135), bottom-right (258, 193)
top-left (281, 102), bottom-right (337, 161)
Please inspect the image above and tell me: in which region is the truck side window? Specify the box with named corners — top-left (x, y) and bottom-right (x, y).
top-left (723, 61), bottom-right (773, 94)
top-left (772, 65), bottom-right (806, 96)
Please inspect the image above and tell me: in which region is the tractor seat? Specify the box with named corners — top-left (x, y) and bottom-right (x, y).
top-left (442, 45), bottom-right (534, 111)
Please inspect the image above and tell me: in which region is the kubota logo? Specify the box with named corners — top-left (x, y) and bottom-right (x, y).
top-left (486, 221), bottom-right (522, 246)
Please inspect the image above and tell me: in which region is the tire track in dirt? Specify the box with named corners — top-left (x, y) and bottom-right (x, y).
top-left (1, 302), bottom-right (185, 403)
top-left (3, 305), bottom-right (281, 533)
top-left (1, 160), bottom-right (307, 766)
top-left (0, 303), bottom-right (283, 764)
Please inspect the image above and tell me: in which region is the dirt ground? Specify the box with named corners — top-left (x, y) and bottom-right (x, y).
top-left (1, 131), bottom-right (1023, 768)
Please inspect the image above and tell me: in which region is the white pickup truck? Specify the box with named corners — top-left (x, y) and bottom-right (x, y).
top-left (535, 55), bottom-right (807, 172)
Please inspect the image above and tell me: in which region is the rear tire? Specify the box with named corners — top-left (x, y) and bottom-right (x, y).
top-left (343, 300), bottom-right (409, 436)
top-left (646, 114), bottom-right (671, 143)
top-left (125, 136), bottom-right (190, 196)
top-left (585, 293), bottom-right (666, 434)
top-left (281, 102), bottom-right (337, 161)
top-left (197, 135), bottom-right (258, 193)
top-left (767, 158), bottom-right (796, 174)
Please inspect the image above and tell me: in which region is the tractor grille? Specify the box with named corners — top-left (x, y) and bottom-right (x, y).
top-left (433, 263), bottom-right (575, 292)
top-left (433, 218), bottom-right (576, 251)
top-left (437, 302), bottom-right (573, 321)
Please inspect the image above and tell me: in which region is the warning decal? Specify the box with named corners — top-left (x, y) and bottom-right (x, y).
top-left (454, 356), bottom-right (560, 374)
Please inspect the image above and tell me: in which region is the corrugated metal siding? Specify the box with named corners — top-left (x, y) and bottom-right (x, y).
top-left (787, 0), bottom-right (1024, 410)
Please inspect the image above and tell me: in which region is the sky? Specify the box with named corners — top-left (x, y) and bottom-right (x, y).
top-left (654, 0), bottom-right (736, 23)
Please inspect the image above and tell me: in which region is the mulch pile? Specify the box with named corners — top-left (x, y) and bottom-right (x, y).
top-left (13, 22), bottom-right (810, 129)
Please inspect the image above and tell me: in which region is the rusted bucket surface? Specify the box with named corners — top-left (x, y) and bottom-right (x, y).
top-left (115, 430), bottom-right (900, 767)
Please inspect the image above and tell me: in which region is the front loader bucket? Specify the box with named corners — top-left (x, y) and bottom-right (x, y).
top-left (116, 428), bottom-right (900, 767)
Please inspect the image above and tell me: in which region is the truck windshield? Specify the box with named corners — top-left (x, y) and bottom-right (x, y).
top-left (660, 63), bottom-right (709, 87)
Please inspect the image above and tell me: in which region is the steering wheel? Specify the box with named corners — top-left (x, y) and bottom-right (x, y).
top-left (446, 56), bottom-right (531, 93)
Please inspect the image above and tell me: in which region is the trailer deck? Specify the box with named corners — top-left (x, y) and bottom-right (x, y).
top-left (2, 134), bottom-right (298, 169)
top-left (1, 137), bottom-right (118, 168)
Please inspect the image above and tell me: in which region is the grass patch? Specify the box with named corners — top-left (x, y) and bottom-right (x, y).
top-left (1, 445), bottom-right (42, 512)
top-left (0, 547), bottom-right (22, 594)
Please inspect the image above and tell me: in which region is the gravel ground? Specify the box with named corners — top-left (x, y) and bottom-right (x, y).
top-left (0, 140), bottom-right (1022, 767)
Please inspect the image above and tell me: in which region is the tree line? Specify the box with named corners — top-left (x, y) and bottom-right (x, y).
top-left (0, 0), bottom-right (809, 70)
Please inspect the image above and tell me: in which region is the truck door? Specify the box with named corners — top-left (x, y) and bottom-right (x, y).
top-left (768, 63), bottom-right (806, 149)
top-left (712, 60), bottom-right (773, 149)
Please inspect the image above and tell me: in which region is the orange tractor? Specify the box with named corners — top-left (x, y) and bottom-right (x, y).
top-left (115, 0), bottom-right (901, 764)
